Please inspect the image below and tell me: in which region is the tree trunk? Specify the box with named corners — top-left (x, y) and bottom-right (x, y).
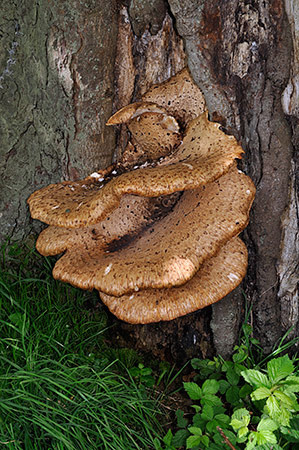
top-left (1, 0), bottom-right (297, 361)
top-left (0, 0), bottom-right (118, 239)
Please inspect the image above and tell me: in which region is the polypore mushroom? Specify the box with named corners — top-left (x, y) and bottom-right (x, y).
top-left (35, 193), bottom-right (180, 256)
top-left (100, 237), bottom-right (248, 324)
top-left (27, 68), bottom-right (256, 324)
top-left (142, 68), bottom-right (206, 124)
top-left (27, 112), bottom-right (243, 228)
top-left (44, 167), bottom-right (255, 296)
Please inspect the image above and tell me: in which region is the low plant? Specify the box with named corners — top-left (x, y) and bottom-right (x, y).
top-left (0, 242), bottom-right (164, 449)
top-left (159, 322), bottom-right (299, 450)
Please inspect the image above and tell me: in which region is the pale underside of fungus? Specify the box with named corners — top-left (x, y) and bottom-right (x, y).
top-left (27, 68), bottom-right (256, 324)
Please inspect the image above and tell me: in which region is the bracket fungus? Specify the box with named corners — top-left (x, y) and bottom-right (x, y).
top-left (27, 68), bottom-right (256, 324)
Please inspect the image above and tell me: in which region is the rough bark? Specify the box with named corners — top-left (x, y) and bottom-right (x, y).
top-left (1, 0), bottom-right (297, 360)
top-left (0, 0), bottom-right (118, 241)
top-left (168, 0), bottom-right (298, 353)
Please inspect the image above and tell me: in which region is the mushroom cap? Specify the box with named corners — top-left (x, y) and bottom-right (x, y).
top-left (126, 112), bottom-right (181, 159)
top-left (100, 237), bottom-right (248, 324)
top-left (27, 113), bottom-right (243, 228)
top-left (142, 68), bottom-right (206, 124)
top-left (108, 103), bottom-right (181, 160)
top-left (106, 102), bottom-right (168, 125)
top-left (51, 167), bottom-right (255, 296)
top-left (35, 193), bottom-right (180, 256)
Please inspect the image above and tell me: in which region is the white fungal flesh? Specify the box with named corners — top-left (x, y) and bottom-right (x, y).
top-left (131, 106), bottom-right (165, 119)
top-left (139, 161), bottom-right (149, 168)
top-left (75, 202), bottom-right (83, 210)
top-left (160, 115), bottom-right (180, 132)
top-left (89, 172), bottom-right (105, 181)
top-left (104, 263), bottom-right (113, 275)
top-left (183, 163), bottom-right (194, 170)
top-left (228, 273), bottom-right (239, 282)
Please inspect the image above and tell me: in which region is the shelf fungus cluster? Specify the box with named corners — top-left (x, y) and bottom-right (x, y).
top-left (28, 69), bottom-right (256, 324)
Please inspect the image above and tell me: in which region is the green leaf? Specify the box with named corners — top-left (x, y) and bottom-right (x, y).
top-left (201, 404), bottom-right (214, 421)
top-left (265, 396), bottom-right (291, 426)
top-left (251, 386), bottom-right (271, 400)
top-left (236, 434), bottom-right (248, 444)
top-left (242, 323), bottom-right (253, 337)
top-left (201, 393), bottom-right (222, 407)
top-left (226, 368), bottom-right (240, 386)
top-left (173, 429), bottom-right (190, 447)
top-left (241, 369), bottom-right (271, 388)
top-left (281, 375), bottom-right (299, 393)
top-left (257, 418), bottom-right (279, 432)
top-left (184, 382), bottom-right (202, 400)
top-left (267, 355), bottom-right (294, 384)
top-left (192, 413), bottom-right (206, 429)
top-left (140, 367), bottom-right (152, 376)
top-left (163, 429), bottom-right (173, 446)
top-left (230, 418), bottom-right (244, 430)
top-left (129, 367), bottom-right (140, 377)
top-left (274, 390), bottom-right (298, 409)
top-left (233, 347), bottom-right (248, 363)
top-left (214, 414), bottom-right (230, 426)
top-left (246, 432), bottom-right (258, 450)
top-left (208, 444), bottom-right (223, 450)
top-left (234, 363), bottom-right (248, 375)
top-left (230, 408), bottom-right (250, 432)
top-left (226, 385), bottom-right (240, 404)
top-left (188, 427), bottom-right (202, 436)
top-left (265, 395), bottom-right (280, 419)
top-left (281, 416), bottom-right (299, 442)
top-left (191, 405), bottom-right (201, 413)
top-left (191, 359), bottom-right (217, 377)
top-left (278, 406), bottom-right (291, 426)
top-left (153, 437), bottom-right (163, 450)
top-left (213, 405), bottom-right (226, 416)
top-left (238, 426), bottom-right (249, 438)
top-left (218, 379), bottom-right (230, 394)
top-left (206, 419), bottom-right (218, 434)
top-left (213, 429), bottom-right (238, 446)
top-left (186, 435), bottom-right (202, 448)
top-left (202, 379), bottom-right (219, 395)
top-left (239, 383), bottom-right (252, 398)
top-left (201, 435), bottom-right (210, 447)
top-left (254, 445), bottom-right (284, 450)
top-left (256, 430), bottom-right (277, 445)
top-left (176, 409), bottom-right (188, 428)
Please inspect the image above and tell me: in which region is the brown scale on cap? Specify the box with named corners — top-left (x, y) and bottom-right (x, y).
top-left (100, 237), bottom-right (248, 324)
top-left (51, 167), bottom-right (255, 296)
top-left (142, 68), bottom-right (206, 124)
top-left (27, 113), bottom-right (243, 228)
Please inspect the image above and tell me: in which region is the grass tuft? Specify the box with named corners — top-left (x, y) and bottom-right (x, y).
top-left (0, 241), bottom-right (163, 449)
